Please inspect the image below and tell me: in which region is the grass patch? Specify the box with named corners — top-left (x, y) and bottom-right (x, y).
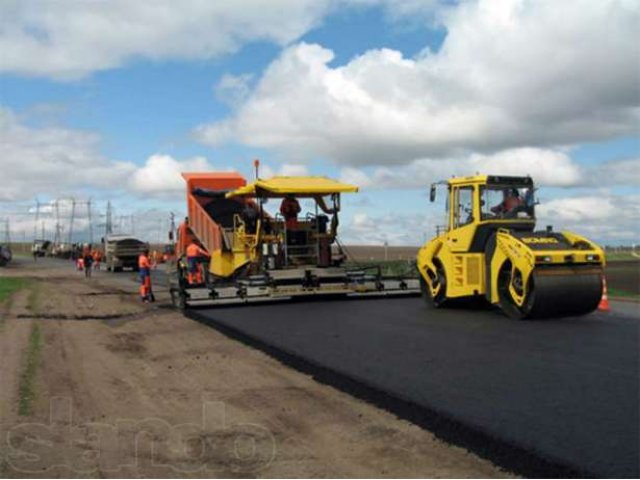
top-left (0, 278), bottom-right (29, 304)
top-left (18, 322), bottom-right (42, 416)
top-left (605, 251), bottom-right (640, 262)
top-left (608, 288), bottom-right (640, 301)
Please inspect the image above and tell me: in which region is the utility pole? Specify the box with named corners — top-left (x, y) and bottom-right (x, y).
top-left (33, 198), bottom-right (40, 241)
top-left (105, 201), bottom-right (113, 236)
top-left (3, 218), bottom-right (10, 245)
top-left (169, 212), bottom-right (176, 242)
top-left (68, 198), bottom-right (76, 245)
top-left (53, 200), bottom-right (61, 247)
top-left (41, 220), bottom-right (45, 240)
top-left (87, 199), bottom-right (93, 245)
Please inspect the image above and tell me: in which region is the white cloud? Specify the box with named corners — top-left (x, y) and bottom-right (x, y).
top-left (536, 194), bottom-right (640, 243)
top-left (538, 196), bottom-right (615, 223)
top-left (215, 74), bottom-right (255, 107)
top-left (340, 167), bottom-right (375, 188)
top-left (468, 149), bottom-right (583, 187)
top-left (198, 0), bottom-right (640, 165)
top-left (0, 106), bottom-right (136, 201)
top-left (128, 154), bottom-right (215, 197)
top-left (589, 157), bottom-right (640, 188)
top-left (257, 163), bottom-right (310, 179)
top-left (338, 192), bottom-right (640, 246)
top-left (0, 0), bottom-right (336, 79)
top-left (0, 106), bottom-right (225, 202)
top-left (278, 164), bottom-right (310, 176)
top-left (341, 212), bottom-right (433, 245)
top-left (339, 147), bottom-right (584, 189)
top-left (0, 0), bottom-right (458, 80)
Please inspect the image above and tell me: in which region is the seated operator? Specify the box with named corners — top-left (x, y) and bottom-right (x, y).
top-left (491, 188), bottom-right (523, 216)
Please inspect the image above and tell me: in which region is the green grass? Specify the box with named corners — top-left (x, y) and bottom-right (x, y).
top-left (18, 323), bottom-right (42, 416)
top-left (608, 288), bottom-right (640, 301)
top-left (0, 278), bottom-right (29, 304)
top-left (605, 251), bottom-right (640, 262)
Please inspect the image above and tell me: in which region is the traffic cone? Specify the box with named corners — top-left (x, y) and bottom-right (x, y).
top-left (598, 277), bottom-right (611, 312)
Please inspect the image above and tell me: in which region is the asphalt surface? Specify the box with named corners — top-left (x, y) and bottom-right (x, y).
top-left (193, 297), bottom-right (639, 478)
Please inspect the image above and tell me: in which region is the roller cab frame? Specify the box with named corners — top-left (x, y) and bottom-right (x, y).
top-left (170, 172), bottom-right (419, 308)
top-left (417, 175), bottom-right (605, 319)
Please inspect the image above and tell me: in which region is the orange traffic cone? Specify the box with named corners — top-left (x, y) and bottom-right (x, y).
top-left (598, 277), bottom-right (611, 312)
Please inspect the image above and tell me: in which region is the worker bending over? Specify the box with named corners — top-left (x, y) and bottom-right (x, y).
top-left (186, 240), bottom-right (209, 284)
top-left (138, 249), bottom-right (155, 302)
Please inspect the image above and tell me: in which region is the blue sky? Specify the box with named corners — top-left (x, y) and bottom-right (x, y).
top-left (1, 0), bottom-right (638, 245)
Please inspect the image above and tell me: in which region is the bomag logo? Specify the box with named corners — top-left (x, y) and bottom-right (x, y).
top-left (521, 237), bottom-right (559, 244)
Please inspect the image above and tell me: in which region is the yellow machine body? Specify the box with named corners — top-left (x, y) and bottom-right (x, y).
top-left (171, 173), bottom-right (419, 308)
top-left (417, 175), bottom-right (605, 318)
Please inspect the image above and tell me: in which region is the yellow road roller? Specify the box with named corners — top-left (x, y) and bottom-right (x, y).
top-left (417, 175), bottom-right (605, 319)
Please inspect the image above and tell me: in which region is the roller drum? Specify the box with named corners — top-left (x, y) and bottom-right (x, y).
top-left (500, 266), bottom-right (603, 319)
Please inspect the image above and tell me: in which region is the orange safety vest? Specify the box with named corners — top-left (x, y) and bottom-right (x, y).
top-left (280, 198), bottom-right (300, 229)
top-left (186, 243), bottom-right (207, 258)
top-left (138, 254), bottom-right (151, 269)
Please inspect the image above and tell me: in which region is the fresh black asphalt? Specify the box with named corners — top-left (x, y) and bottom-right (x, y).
top-left (192, 298), bottom-right (639, 478)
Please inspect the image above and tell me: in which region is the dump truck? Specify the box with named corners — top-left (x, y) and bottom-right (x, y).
top-left (417, 175), bottom-right (605, 319)
top-left (51, 242), bottom-right (74, 259)
top-left (31, 239), bottom-right (51, 257)
top-left (103, 234), bottom-right (148, 272)
top-left (169, 172), bottom-right (419, 308)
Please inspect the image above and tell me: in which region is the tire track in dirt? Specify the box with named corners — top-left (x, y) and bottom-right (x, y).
top-left (2, 259), bottom-right (512, 478)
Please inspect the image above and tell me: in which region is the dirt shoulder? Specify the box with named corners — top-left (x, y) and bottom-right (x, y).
top-left (1, 258), bottom-right (510, 478)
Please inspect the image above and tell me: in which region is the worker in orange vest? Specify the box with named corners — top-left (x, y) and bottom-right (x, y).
top-left (280, 194), bottom-right (302, 247)
top-left (92, 249), bottom-right (102, 271)
top-left (186, 241), bottom-right (209, 284)
top-left (280, 195), bottom-right (301, 230)
top-left (491, 188), bottom-right (523, 216)
top-left (138, 249), bottom-right (154, 302)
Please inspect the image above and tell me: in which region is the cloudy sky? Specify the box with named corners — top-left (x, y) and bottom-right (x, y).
top-left (1, 0), bottom-right (638, 245)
